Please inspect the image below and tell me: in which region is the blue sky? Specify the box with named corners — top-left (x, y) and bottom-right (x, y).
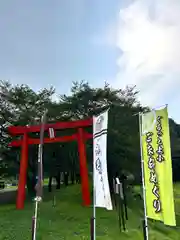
top-left (0, 0), bottom-right (120, 91)
top-left (0, 0), bottom-right (180, 123)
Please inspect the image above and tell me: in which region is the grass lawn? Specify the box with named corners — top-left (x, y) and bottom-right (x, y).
top-left (0, 184), bottom-right (180, 240)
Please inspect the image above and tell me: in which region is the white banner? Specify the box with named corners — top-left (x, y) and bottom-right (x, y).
top-left (49, 128), bottom-right (55, 138)
top-left (93, 110), bottom-right (113, 210)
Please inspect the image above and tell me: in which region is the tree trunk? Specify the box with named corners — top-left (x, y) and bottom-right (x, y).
top-left (70, 171), bottom-right (75, 184)
top-left (64, 172), bottom-right (69, 186)
top-left (75, 173), bottom-right (80, 184)
top-left (55, 171), bottom-right (61, 189)
top-left (48, 176), bottom-right (52, 192)
top-left (26, 174), bottom-right (36, 198)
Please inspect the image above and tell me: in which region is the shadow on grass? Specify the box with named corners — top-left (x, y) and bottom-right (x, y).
top-left (0, 189), bottom-right (17, 205)
top-left (1, 184), bottom-right (180, 240)
top-left (42, 184), bottom-right (83, 204)
top-left (0, 184), bottom-right (84, 211)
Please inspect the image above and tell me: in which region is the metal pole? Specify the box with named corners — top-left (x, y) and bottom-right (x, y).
top-left (122, 180), bottom-right (128, 220)
top-left (52, 177), bottom-right (56, 207)
top-left (139, 113), bottom-right (149, 240)
top-left (117, 190), bottom-right (122, 232)
top-left (92, 165), bottom-right (96, 240)
top-left (32, 201), bottom-right (38, 240)
top-left (119, 183), bottom-right (126, 231)
top-left (31, 109), bottom-right (48, 240)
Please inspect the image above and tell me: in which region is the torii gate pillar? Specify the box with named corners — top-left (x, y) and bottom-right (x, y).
top-left (16, 133), bottom-right (28, 209)
top-left (77, 128), bottom-right (91, 206)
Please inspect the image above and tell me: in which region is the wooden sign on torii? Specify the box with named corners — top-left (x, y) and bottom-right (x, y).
top-left (8, 118), bottom-right (93, 209)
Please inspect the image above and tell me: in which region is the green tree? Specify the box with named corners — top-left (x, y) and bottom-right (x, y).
top-left (1, 79), bottom-right (180, 195)
top-left (59, 81), bottom-right (144, 182)
top-left (0, 80), bottom-right (55, 186)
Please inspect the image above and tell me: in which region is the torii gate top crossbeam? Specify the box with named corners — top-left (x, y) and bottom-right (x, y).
top-left (8, 118), bottom-right (93, 135)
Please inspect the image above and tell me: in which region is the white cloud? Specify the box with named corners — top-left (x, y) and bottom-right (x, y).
top-left (115, 0), bottom-right (180, 108)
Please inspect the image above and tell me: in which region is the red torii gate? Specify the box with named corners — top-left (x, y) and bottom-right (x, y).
top-left (8, 118), bottom-right (93, 209)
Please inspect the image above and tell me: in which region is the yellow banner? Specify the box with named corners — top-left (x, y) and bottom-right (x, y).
top-left (141, 106), bottom-right (176, 226)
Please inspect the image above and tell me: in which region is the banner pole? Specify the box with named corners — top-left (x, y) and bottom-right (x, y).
top-left (92, 122), bottom-right (96, 240)
top-left (31, 109), bottom-right (48, 240)
top-left (93, 184), bottom-right (96, 240)
top-left (119, 183), bottom-right (126, 231)
top-left (92, 109), bottom-right (112, 239)
top-left (91, 160), bottom-right (96, 240)
top-left (139, 113), bottom-right (149, 240)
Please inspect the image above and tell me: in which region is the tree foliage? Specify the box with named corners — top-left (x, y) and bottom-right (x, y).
top-left (0, 80), bottom-right (180, 186)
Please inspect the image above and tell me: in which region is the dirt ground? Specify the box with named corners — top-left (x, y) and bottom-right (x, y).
top-left (0, 189), bottom-right (17, 204)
